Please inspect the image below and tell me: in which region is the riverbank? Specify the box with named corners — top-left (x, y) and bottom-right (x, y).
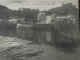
top-left (0, 36), bottom-right (80, 60)
top-left (0, 36), bottom-right (43, 60)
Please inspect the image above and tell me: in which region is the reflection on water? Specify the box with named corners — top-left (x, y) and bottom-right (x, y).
top-left (17, 28), bottom-right (79, 52)
top-left (0, 28), bottom-right (17, 38)
top-left (17, 28), bottom-right (54, 45)
top-left (0, 27), bottom-right (80, 60)
top-left (17, 28), bottom-right (39, 43)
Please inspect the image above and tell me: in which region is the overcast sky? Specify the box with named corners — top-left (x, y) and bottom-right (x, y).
top-left (0, 0), bottom-right (79, 11)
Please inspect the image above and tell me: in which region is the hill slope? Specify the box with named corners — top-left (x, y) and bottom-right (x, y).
top-left (48, 3), bottom-right (79, 16)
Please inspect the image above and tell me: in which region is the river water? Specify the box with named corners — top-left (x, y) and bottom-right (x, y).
top-left (0, 28), bottom-right (80, 60)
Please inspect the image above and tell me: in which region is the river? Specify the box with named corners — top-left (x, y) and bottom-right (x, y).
top-left (0, 28), bottom-right (80, 60)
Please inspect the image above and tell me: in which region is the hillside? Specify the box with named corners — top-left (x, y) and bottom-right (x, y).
top-left (0, 5), bottom-right (12, 19)
top-left (48, 3), bottom-right (79, 16)
top-left (0, 5), bottom-right (8, 10)
top-left (0, 5), bottom-right (39, 23)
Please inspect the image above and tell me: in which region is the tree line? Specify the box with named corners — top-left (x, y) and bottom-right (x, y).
top-left (0, 5), bottom-right (40, 23)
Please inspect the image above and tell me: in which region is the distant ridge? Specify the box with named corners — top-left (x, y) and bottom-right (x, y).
top-left (48, 3), bottom-right (79, 16)
top-left (0, 5), bottom-right (8, 10)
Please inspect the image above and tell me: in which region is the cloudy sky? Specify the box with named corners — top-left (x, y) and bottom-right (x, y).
top-left (0, 0), bottom-right (79, 11)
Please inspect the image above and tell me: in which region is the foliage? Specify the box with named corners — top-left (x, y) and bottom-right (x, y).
top-left (48, 3), bottom-right (79, 16)
top-left (0, 5), bottom-right (40, 23)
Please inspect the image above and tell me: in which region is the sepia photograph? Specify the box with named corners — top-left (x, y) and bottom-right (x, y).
top-left (0, 0), bottom-right (79, 60)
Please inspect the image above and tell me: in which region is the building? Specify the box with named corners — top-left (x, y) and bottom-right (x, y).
top-left (37, 12), bottom-right (46, 22)
top-left (18, 18), bottom-right (25, 23)
top-left (45, 16), bottom-right (51, 24)
top-left (37, 11), bottom-right (78, 25)
top-left (37, 12), bottom-right (52, 24)
top-left (50, 12), bottom-right (78, 25)
top-left (9, 17), bottom-right (18, 24)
